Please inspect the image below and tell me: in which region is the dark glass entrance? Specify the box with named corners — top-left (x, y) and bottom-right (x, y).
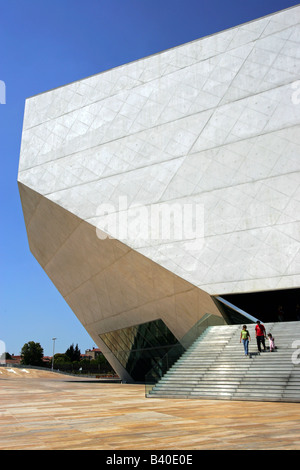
top-left (99, 319), bottom-right (183, 382)
top-left (222, 288), bottom-right (300, 323)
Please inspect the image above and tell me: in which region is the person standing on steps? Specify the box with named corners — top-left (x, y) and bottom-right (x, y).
top-left (295, 303), bottom-right (300, 321)
top-left (277, 305), bottom-right (285, 322)
top-left (267, 333), bottom-right (275, 352)
top-left (240, 325), bottom-right (251, 356)
top-left (255, 321), bottom-right (266, 353)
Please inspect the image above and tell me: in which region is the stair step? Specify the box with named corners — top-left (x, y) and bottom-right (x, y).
top-left (147, 321), bottom-right (300, 402)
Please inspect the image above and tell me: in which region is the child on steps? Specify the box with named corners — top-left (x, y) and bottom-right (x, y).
top-left (268, 333), bottom-right (275, 352)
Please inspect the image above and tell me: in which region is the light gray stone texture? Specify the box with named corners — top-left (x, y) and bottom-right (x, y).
top-left (18, 5), bottom-right (300, 378)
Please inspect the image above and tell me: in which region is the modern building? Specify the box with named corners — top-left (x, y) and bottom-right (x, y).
top-left (18, 5), bottom-right (300, 383)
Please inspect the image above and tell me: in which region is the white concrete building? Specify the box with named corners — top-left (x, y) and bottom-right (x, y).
top-left (18, 5), bottom-right (300, 382)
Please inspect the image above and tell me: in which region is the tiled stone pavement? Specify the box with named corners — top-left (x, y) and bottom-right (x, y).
top-left (0, 372), bottom-right (299, 450)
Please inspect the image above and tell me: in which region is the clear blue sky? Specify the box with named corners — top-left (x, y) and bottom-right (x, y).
top-left (0, 0), bottom-right (298, 357)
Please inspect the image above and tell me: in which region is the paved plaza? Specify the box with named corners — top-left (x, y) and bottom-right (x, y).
top-left (0, 369), bottom-right (299, 450)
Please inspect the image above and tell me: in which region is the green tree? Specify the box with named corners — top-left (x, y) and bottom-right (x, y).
top-left (53, 353), bottom-right (68, 363)
top-left (65, 343), bottom-right (81, 362)
top-left (21, 341), bottom-right (44, 366)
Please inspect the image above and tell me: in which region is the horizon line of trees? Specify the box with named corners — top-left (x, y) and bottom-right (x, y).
top-left (14, 341), bottom-right (115, 375)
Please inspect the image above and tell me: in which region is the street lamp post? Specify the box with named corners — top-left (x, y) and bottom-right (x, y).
top-left (51, 337), bottom-right (57, 371)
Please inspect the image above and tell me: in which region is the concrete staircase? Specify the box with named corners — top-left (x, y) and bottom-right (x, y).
top-left (147, 321), bottom-right (300, 402)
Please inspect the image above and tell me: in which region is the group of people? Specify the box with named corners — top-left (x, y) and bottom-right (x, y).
top-left (240, 321), bottom-right (275, 356)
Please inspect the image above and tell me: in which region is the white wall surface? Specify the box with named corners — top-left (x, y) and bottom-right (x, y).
top-left (18, 5), bottom-right (300, 295)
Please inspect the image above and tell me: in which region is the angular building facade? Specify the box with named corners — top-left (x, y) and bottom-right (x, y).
top-left (18, 6), bottom-right (300, 382)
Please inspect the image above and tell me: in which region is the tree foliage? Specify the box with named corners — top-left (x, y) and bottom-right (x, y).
top-left (53, 353), bottom-right (68, 363)
top-left (21, 341), bottom-right (44, 366)
top-left (65, 343), bottom-right (81, 362)
top-left (19, 341), bottom-right (115, 375)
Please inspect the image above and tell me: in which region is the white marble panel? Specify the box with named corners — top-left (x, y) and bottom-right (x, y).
top-left (18, 4), bottom-right (300, 303)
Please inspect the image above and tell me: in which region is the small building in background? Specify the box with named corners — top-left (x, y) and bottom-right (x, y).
top-left (84, 347), bottom-right (102, 360)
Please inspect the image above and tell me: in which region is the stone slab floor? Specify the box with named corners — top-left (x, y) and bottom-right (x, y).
top-left (0, 371), bottom-right (299, 450)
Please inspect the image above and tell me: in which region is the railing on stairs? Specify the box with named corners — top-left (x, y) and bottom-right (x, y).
top-left (145, 313), bottom-right (225, 397)
top-left (214, 296), bottom-right (259, 324)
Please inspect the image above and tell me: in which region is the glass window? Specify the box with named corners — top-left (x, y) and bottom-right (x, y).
top-left (99, 319), bottom-right (182, 381)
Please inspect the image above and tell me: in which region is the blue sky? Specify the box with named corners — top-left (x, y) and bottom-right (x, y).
top-left (0, 0), bottom-right (299, 357)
